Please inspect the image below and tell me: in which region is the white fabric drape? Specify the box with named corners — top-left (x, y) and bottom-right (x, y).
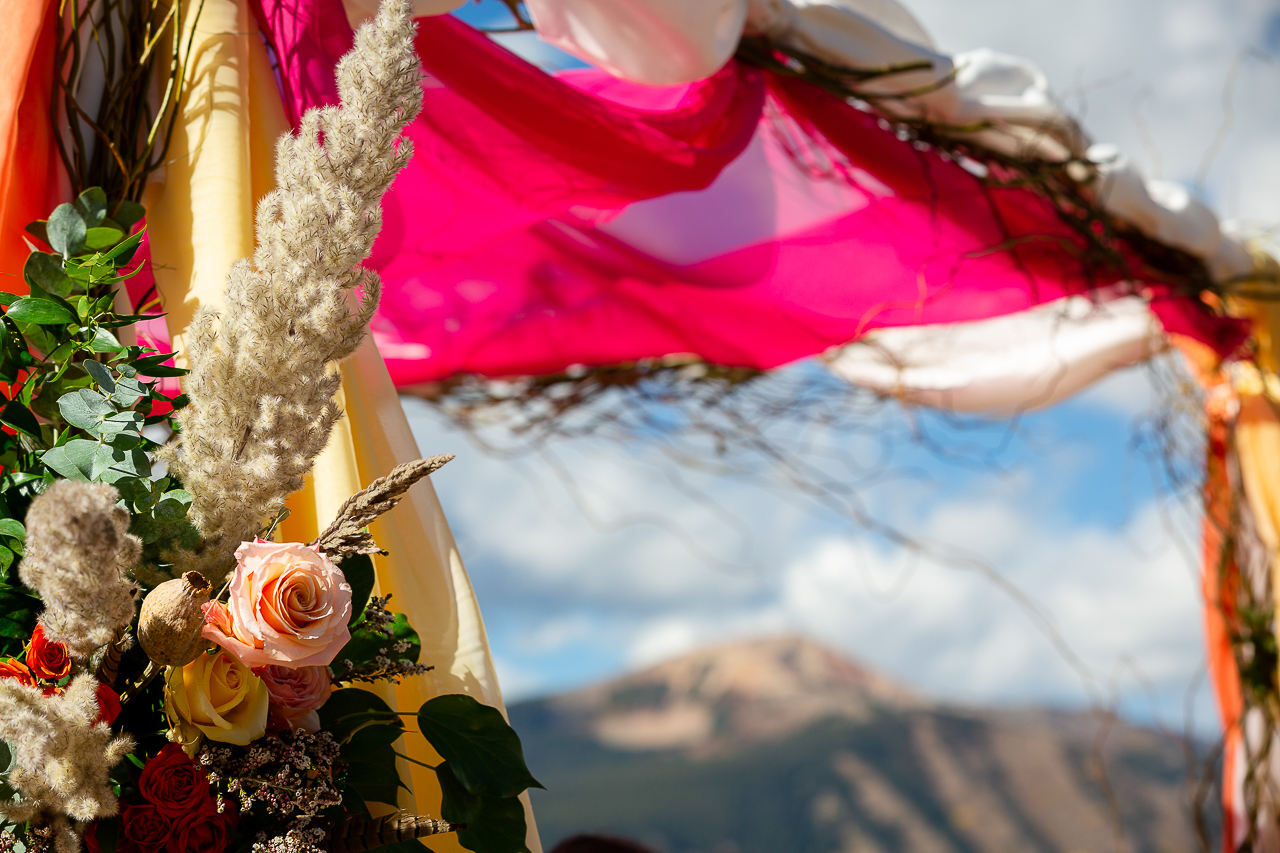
top-left (824, 294), bottom-right (1164, 414)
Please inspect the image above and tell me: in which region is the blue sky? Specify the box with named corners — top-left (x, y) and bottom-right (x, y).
top-left (408, 0), bottom-right (1280, 737)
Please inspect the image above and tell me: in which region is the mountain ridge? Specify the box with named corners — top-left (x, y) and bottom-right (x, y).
top-left (511, 634), bottom-right (1212, 853)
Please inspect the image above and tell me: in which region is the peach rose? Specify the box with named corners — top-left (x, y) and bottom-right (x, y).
top-left (202, 541), bottom-right (351, 669)
top-left (262, 665), bottom-right (332, 732)
top-left (165, 648), bottom-right (268, 745)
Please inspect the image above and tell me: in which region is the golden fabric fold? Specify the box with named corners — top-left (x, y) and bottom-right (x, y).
top-left (144, 0), bottom-right (540, 848)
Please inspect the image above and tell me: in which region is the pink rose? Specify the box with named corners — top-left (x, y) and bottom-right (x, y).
top-left (262, 665), bottom-right (332, 731)
top-left (201, 541), bottom-right (351, 669)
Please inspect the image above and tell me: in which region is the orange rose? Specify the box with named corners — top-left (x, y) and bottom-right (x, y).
top-left (27, 624), bottom-right (70, 681)
top-left (0, 658), bottom-right (35, 687)
top-left (201, 542), bottom-right (351, 669)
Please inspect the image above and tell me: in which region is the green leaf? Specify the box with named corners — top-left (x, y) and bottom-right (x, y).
top-left (317, 688), bottom-right (399, 744)
top-left (437, 762), bottom-right (531, 853)
top-left (416, 694), bottom-right (542, 799)
top-left (75, 188), bottom-right (108, 227)
top-left (0, 400), bottom-right (41, 441)
top-left (0, 521), bottom-right (24, 542)
top-left (58, 388), bottom-right (116, 430)
top-left (0, 588), bottom-right (40, 640)
top-left (47, 203), bottom-right (87, 258)
top-left (110, 375), bottom-right (146, 407)
top-left (342, 611), bottom-right (421, 669)
top-left (90, 445), bottom-right (149, 483)
top-left (25, 219), bottom-right (49, 247)
top-left (24, 252), bottom-right (74, 298)
top-left (0, 547), bottom-right (12, 574)
top-left (83, 361), bottom-right (116, 392)
top-left (342, 722), bottom-right (410, 806)
top-left (344, 553), bottom-right (376, 627)
top-left (152, 498), bottom-right (190, 523)
top-left (86, 327), bottom-right (125, 354)
top-left (84, 227), bottom-right (124, 251)
top-left (97, 410), bottom-right (144, 438)
top-left (343, 759), bottom-right (404, 807)
top-left (41, 438), bottom-right (99, 480)
top-left (6, 297), bottom-right (73, 325)
top-left (112, 200), bottom-right (145, 233)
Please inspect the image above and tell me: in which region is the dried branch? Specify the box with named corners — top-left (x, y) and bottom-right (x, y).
top-left (312, 455), bottom-right (453, 559)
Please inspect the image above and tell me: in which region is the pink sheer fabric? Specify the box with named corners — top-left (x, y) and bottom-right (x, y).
top-left (251, 0), bottom-right (1246, 385)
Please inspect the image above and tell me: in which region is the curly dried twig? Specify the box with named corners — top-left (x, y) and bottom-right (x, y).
top-left (312, 455), bottom-right (453, 559)
top-left (324, 812), bottom-right (463, 853)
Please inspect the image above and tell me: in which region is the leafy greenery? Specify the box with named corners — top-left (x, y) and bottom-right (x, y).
top-left (0, 188), bottom-right (189, 654)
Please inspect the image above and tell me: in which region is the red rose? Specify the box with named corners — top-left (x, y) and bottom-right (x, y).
top-left (85, 820), bottom-right (135, 853)
top-left (121, 802), bottom-right (170, 853)
top-left (138, 744), bottom-right (213, 818)
top-left (166, 807), bottom-right (230, 853)
top-left (26, 624), bottom-right (70, 681)
top-left (95, 682), bottom-right (122, 726)
top-left (0, 658), bottom-right (35, 687)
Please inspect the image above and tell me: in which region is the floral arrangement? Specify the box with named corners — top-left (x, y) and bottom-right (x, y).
top-left (0, 3), bottom-right (538, 853)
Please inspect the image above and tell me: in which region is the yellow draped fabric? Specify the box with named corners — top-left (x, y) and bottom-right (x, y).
top-left (143, 0), bottom-right (540, 849)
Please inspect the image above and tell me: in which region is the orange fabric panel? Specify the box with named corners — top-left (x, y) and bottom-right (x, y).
top-left (0, 0), bottom-right (60, 292)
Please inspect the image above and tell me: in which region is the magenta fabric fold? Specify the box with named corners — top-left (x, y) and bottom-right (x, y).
top-left (251, 0), bottom-right (1246, 385)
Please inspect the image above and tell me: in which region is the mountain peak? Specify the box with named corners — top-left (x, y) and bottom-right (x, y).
top-left (544, 634), bottom-right (917, 752)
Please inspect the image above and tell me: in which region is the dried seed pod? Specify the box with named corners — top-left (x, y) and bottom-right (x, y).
top-left (138, 572), bottom-right (213, 666)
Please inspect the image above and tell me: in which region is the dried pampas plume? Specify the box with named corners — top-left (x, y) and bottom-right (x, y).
top-left (312, 455), bottom-right (452, 560)
top-left (0, 676), bottom-right (134, 827)
top-left (19, 481), bottom-right (141, 659)
top-left (164, 0), bottom-right (423, 581)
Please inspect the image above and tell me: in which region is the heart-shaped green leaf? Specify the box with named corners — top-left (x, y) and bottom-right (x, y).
top-left (416, 694), bottom-right (542, 799)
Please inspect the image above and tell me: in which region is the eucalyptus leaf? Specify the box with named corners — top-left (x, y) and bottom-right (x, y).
top-left (58, 389), bottom-right (116, 430)
top-left (97, 410), bottom-right (144, 438)
top-left (47, 204), bottom-right (87, 258)
top-left (41, 439), bottom-right (99, 480)
top-left (83, 361), bottom-right (116, 392)
top-left (75, 188), bottom-right (108, 227)
top-left (23, 253), bottom-right (73, 298)
top-left (416, 694), bottom-right (542, 799)
top-left (110, 375), bottom-right (146, 407)
top-left (6, 297), bottom-right (73, 326)
top-left (437, 762), bottom-right (532, 853)
top-left (112, 200), bottom-right (145, 233)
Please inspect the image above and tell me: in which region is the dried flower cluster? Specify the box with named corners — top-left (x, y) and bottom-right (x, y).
top-left (0, 676), bottom-right (134, 850)
top-left (200, 730), bottom-right (343, 853)
top-left (165, 0), bottom-right (424, 582)
top-left (313, 455), bottom-right (453, 561)
top-left (332, 594), bottom-right (433, 685)
top-left (18, 481), bottom-right (141, 658)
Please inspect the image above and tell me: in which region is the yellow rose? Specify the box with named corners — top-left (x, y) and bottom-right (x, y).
top-left (164, 647), bottom-right (269, 745)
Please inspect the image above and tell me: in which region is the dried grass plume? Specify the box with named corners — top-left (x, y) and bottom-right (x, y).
top-left (164, 0), bottom-right (423, 581)
top-left (19, 481), bottom-right (141, 659)
top-left (0, 676), bottom-right (134, 828)
top-left (312, 455), bottom-right (452, 560)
